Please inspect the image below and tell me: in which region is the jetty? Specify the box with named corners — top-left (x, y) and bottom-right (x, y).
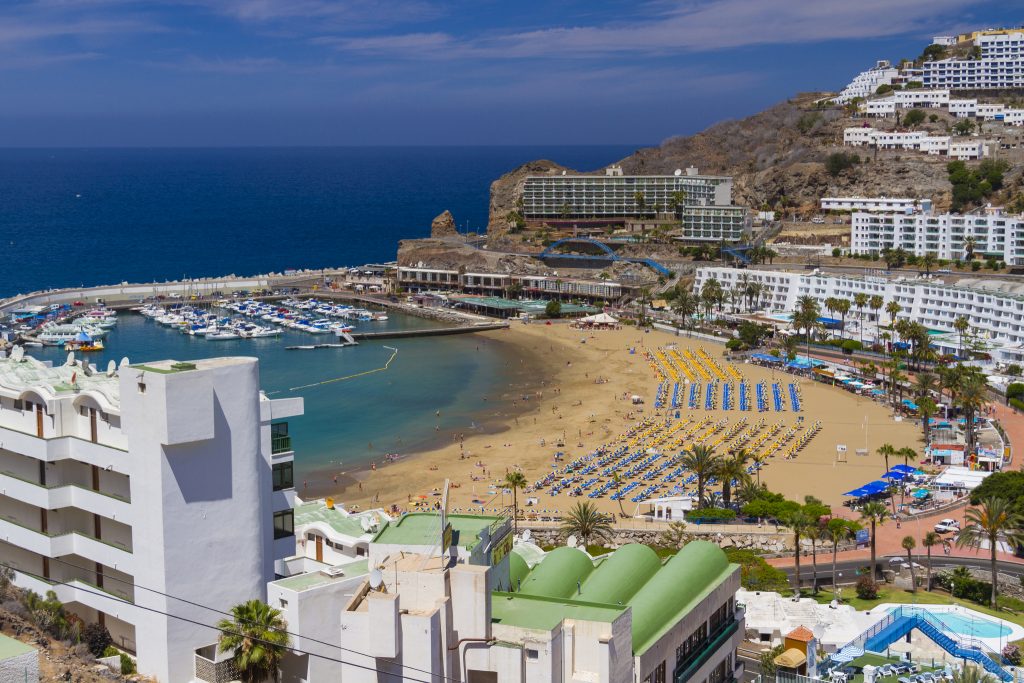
top-left (349, 322), bottom-right (507, 340)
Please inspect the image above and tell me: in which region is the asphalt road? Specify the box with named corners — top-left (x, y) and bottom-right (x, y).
top-left (778, 554), bottom-right (1024, 587)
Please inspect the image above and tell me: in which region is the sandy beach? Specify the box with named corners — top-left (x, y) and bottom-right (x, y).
top-left (327, 322), bottom-right (923, 517)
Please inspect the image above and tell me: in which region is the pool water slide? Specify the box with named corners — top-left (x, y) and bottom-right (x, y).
top-left (834, 607), bottom-right (1012, 682)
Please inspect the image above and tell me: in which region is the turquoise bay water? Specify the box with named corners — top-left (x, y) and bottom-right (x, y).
top-left (28, 312), bottom-right (531, 490)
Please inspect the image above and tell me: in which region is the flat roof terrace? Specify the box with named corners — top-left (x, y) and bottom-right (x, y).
top-left (372, 512), bottom-right (503, 551)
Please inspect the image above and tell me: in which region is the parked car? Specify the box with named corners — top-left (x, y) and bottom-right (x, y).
top-left (934, 519), bottom-right (960, 534)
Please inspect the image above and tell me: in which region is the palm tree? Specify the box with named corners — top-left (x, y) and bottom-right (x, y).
top-left (877, 443), bottom-right (898, 513)
top-left (957, 373), bottom-right (988, 459)
top-left (854, 293), bottom-right (869, 343)
top-left (897, 446), bottom-right (917, 509)
top-left (794, 295), bottom-right (821, 360)
top-left (921, 253), bottom-right (937, 275)
top-left (672, 289), bottom-right (698, 330)
top-left (679, 444), bottom-right (720, 507)
top-left (922, 531), bottom-right (940, 591)
top-left (954, 316), bottom-right (970, 357)
top-left (826, 518), bottom-right (859, 598)
top-left (952, 665), bottom-right (997, 683)
top-left (913, 371), bottom-right (938, 400)
top-left (809, 523), bottom-right (827, 595)
top-left (717, 450), bottom-right (749, 508)
top-left (834, 298), bottom-right (851, 340)
top-left (784, 510), bottom-right (816, 595)
top-left (611, 472), bottom-right (626, 518)
top-left (963, 237), bottom-right (978, 262)
top-left (919, 397), bottom-right (937, 449)
top-left (885, 300), bottom-right (902, 330)
top-left (956, 497), bottom-right (1024, 608)
top-left (503, 471), bottom-right (527, 533)
top-left (561, 501), bottom-right (613, 547)
top-left (700, 278), bottom-right (722, 322)
top-left (869, 295), bottom-right (884, 331)
top-left (216, 600), bottom-right (291, 683)
top-left (634, 190), bottom-right (647, 218)
top-left (860, 501), bottom-right (889, 579)
top-left (902, 535), bottom-right (918, 591)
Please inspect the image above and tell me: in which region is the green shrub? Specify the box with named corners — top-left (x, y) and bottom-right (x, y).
top-left (856, 576), bottom-right (879, 600)
top-left (832, 247), bottom-right (842, 258)
top-left (1006, 367), bottom-right (1022, 379)
top-left (825, 152), bottom-right (861, 178)
top-left (725, 548), bottom-right (790, 592)
top-left (841, 340), bottom-right (863, 354)
top-left (1010, 398), bottom-right (1024, 412)
top-left (1007, 383), bottom-right (1024, 399)
top-left (686, 507), bottom-right (737, 521)
top-left (726, 338), bottom-right (743, 351)
top-left (120, 653), bottom-right (136, 675)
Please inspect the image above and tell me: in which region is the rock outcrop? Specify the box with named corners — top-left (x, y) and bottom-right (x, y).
top-left (487, 159), bottom-right (576, 234)
top-left (430, 210), bottom-right (458, 237)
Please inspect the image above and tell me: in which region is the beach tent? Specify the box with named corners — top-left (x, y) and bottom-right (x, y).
top-left (933, 466), bottom-right (993, 490)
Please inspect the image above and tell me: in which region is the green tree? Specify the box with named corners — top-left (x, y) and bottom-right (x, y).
top-left (660, 520), bottom-right (690, 549)
top-left (825, 152), bottom-right (860, 177)
top-left (853, 292), bottom-right (869, 343)
top-left (216, 600), bottom-right (291, 683)
top-left (902, 535), bottom-right (918, 591)
top-left (783, 509), bottom-right (816, 595)
top-left (860, 501), bottom-right (889, 579)
top-left (503, 470), bottom-right (527, 533)
top-left (953, 119), bottom-right (976, 136)
top-left (826, 518), bottom-right (860, 598)
top-left (956, 372), bottom-right (988, 458)
top-left (545, 300), bottom-right (562, 318)
top-left (679, 444), bottom-right (721, 507)
top-left (903, 109), bottom-right (926, 128)
top-left (922, 531), bottom-right (940, 591)
top-left (716, 450), bottom-right (749, 508)
top-left (956, 497), bottom-right (1024, 608)
top-left (954, 315), bottom-right (970, 355)
top-left (794, 295), bottom-right (821, 360)
top-left (952, 665), bottom-right (997, 683)
top-left (561, 501), bottom-right (613, 546)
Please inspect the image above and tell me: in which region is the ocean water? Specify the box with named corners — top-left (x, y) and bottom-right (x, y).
top-left (3, 145), bottom-right (637, 489)
top-left (0, 146), bottom-right (638, 297)
top-left (28, 312), bottom-right (539, 489)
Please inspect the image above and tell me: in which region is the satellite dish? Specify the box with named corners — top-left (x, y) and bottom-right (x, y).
top-left (368, 569), bottom-right (383, 590)
top-left (119, 357), bottom-right (130, 368)
top-left (522, 529), bottom-right (532, 543)
top-left (106, 360), bottom-right (116, 377)
top-left (567, 535), bottom-right (578, 548)
top-left (674, 168), bottom-right (683, 176)
top-left (66, 351), bottom-right (75, 366)
top-left (360, 516), bottom-right (371, 533)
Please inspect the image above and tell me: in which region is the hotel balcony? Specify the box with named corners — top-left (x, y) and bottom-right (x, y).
top-left (0, 425), bottom-right (129, 474)
top-left (0, 471), bottom-right (130, 520)
top-left (0, 502), bottom-right (134, 573)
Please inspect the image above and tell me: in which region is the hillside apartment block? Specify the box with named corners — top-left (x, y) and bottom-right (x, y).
top-left (521, 166), bottom-right (749, 242)
top-left (860, 88), bottom-right (1024, 124)
top-left (924, 30), bottom-right (1024, 91)
top-left (693, 266), bottom-right (1024, 364)
top-left (843, 126), bottom-right (991, 160)
top-left (0, 353), bottom-right (302, 683)
top-left (820, 196), bottom-right (933, 214)
top-left (850, 207), bottom-right (1024, 265)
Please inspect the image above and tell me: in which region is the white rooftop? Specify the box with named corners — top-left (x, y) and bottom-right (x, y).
top-left (737, 589), bottom-right (885, 651)
top-left (0, 351), bottom-right (121, 411)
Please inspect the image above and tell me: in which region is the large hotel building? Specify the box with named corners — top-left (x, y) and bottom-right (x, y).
top-left (520, 166), bottom-right (748, 242)
top-left (0, 352), bottom-right (301, 682)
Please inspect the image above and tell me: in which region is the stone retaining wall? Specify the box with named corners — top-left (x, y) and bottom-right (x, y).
top-left (522, 525), bottom-right (793, 553)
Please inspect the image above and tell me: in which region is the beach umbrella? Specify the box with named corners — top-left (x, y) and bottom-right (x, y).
top-left (832, 645), bottom-right (864, 663)
top-left (75, 331), bottom-right (92, 342)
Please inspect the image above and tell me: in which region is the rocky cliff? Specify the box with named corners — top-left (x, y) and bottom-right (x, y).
top-left (487, 159), bottom-right (575, 236)
top-left (430, 210), bottom-right (458, 237)
top-left (485, 93), bottom-right (1018, 232)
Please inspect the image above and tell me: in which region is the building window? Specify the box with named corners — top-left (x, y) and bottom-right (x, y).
top-left (274, 510), bottom-right (294, 539)
top-left (279, 598), bottom-right (288, 608)
top-left (13, 399), bottom-right (23, 411)
top-left (272, 461), bottom-right (294, 491)
top-left (653, 661), bottom-right (666, 683)
top-left (526, 649), bottom-right (539, 661)
top-left (271, 422), bottom-right (292, 454)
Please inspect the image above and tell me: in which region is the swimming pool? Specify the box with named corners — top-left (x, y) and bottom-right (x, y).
top-left (899, 606), bottom-right (1010, 638)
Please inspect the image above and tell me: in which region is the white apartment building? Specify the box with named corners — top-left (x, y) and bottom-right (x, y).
top-left (843, 127), bottom-right (991, 159)
top-left (851, 209), bottom-right (1024, 265)
top-left (0, 351), bottom-right (302, 683)
top-left (832, 60), bottom-right (901, 103)
top-left (259, 516), bottom-right (743, 683)
top-left (693, 266), bottom-right (1024, 363)
top-left (397, 265), bottom-right (625, 300)
top-left (923, 30), bottom-right (1024, 91)
top-left (821, 196), bottom-right (932, 214)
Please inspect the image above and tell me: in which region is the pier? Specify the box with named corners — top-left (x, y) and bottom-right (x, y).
top-left (349, 323), bottom-right (508, 340)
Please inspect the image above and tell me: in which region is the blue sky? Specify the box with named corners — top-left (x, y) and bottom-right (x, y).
top-left (0, 0), bottom-right (1013, 146)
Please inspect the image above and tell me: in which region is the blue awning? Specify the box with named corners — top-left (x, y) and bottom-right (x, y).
top-left (892, 465), bottom-right (916, 473)
top-left (751, 353), bottom-right (783, 362)
top-left (884, 470), bottom-right (908, 480)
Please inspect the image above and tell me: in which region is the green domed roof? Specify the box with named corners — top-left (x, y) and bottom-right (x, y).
top-left (517, 546), bottom-right (594, 599)
top-left (509, 551), bottom-right (531, 590)
top-left (578, 544), bottom-right (661, 605)
top-left (627, 541), bottom-right (731, 654)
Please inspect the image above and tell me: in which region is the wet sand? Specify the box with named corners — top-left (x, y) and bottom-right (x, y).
top-left (322, 322), bottom-right (923, 516)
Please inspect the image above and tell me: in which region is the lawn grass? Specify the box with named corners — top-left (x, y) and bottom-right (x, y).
top-left (810, 586), bottom-right (1024, 627)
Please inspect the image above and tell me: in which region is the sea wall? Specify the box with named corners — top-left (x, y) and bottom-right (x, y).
top-left (522, 524), bottom-right (793, 553)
